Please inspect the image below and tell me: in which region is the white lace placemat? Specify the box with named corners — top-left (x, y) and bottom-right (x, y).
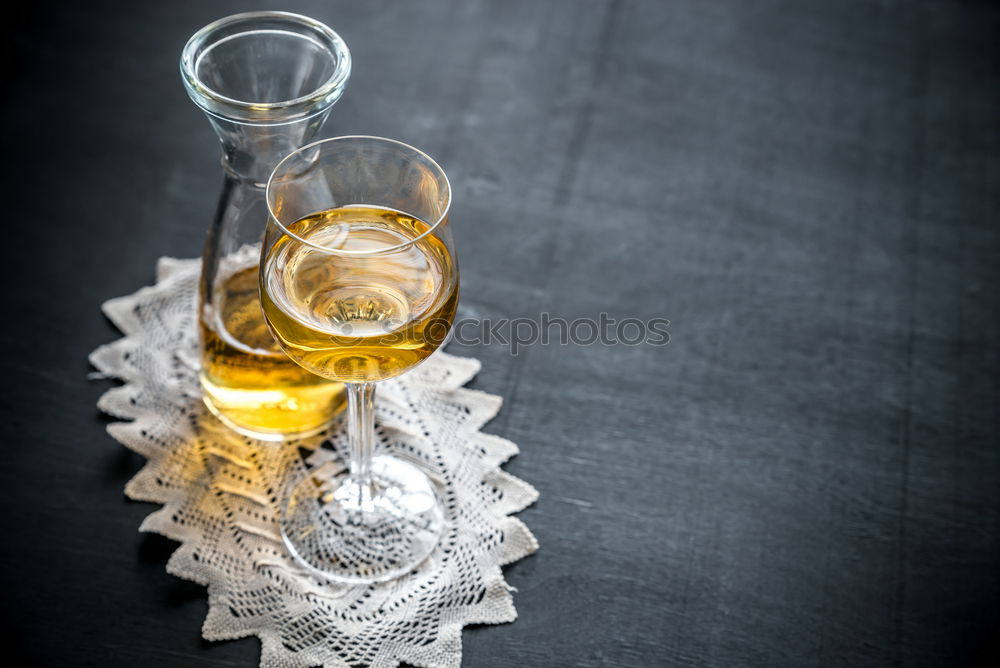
top-left (90, 257), bottom-right (538, 668)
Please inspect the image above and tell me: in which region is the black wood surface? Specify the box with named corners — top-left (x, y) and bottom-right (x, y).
top-left (2, 1), bottom-right (999, 666)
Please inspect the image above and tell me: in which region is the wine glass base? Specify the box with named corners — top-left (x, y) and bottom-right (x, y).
top-left (280, 455), bottom-right (444, 584)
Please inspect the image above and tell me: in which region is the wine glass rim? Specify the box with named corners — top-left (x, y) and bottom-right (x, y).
top-left (265, 135), bottom-right (453, 257)
top-left (180, 11), bottom-right (351, 121)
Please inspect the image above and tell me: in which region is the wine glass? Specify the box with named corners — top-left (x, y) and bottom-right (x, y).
top-left (260, 136), bottom-right (456, 583)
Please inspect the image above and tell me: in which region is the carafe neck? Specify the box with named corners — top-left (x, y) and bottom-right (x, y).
top-left (180, 12), bottom-right (350, 186)
top-left (207, 111), bottom-right (331, 187)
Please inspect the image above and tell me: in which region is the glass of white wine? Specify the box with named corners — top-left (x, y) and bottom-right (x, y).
top-left (260, 136), bottom-right (457, 583)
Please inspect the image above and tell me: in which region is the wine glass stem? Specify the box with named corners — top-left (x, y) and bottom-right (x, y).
top-left (346, 382), bottom-right (376, 493)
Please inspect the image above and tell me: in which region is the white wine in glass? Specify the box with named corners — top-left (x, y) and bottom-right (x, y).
top-left (261, 205), bottom-right (459, 383)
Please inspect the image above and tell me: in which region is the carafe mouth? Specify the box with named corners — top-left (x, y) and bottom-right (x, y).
top-left (181, 11), bottom-right (351, 125)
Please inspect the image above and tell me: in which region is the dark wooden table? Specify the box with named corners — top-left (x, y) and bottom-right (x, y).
top-left (3, 1), bottom-right (998, 666)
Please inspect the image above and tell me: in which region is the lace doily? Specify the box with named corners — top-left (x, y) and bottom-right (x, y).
top-left (90, 257), bottom-right (538, 668)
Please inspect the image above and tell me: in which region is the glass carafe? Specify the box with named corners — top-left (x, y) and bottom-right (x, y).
top-left (180, 12), bottom-right (351, 440)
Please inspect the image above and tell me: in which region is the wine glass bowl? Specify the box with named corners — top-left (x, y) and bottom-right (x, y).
top-left (260, 136), bottom-right (456, 583)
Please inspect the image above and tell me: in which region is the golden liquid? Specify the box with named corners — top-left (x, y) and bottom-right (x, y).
top-left (200, 265), bottom-right (345, 438)
top-left (261, 205), bottom-right (459, 383)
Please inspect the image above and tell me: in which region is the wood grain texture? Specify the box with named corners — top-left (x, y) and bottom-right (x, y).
top-left (1, 0), bottom-right (998, 666)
